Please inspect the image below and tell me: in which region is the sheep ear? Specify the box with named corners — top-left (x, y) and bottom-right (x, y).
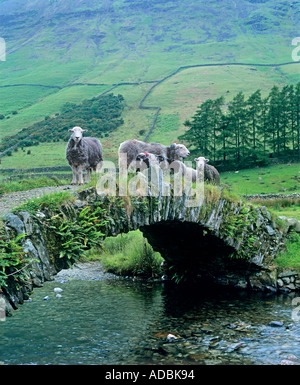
top-left (82, 129), bottom-right (88, 132)
top-left (68, 128), bottom-right (74, 132)
top-left (205, 158), bottom-right (209, 163)
top-left (194, 158), bottom-right (198, 162)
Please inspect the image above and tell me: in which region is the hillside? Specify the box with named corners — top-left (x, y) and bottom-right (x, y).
top-left (0, 0), bottom-right (300, 167)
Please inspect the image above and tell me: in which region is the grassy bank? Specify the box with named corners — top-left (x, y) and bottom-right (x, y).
top-left (275, 231), bottom-right (300, 272)
top-left (85, 230), bottom-right (163, 278)
top-left (250, 197), bottom-right (300, 220)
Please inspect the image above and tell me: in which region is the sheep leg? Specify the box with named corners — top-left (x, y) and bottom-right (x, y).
top-left (85, 168), bottom-right (91, 184)
top-left (78, 165), bottom-right (84, 185)
top-left (71, 166), bottom-right (77, 185)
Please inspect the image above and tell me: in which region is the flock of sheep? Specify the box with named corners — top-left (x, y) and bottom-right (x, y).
top-left (66, 126), bottom-right (220, 186)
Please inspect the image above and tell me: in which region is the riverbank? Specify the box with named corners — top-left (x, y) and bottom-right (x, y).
top-left (54, 261), bottom-right (119, 283)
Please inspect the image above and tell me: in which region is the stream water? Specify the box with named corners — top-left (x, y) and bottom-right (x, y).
top-left (1, 264), bottom-right (300, 365)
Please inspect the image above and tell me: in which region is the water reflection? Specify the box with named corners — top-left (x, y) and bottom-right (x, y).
top-left (0, 277), bottom-right (300, 365)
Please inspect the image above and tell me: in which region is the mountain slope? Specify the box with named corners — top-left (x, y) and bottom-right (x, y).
top-left (0, 0), bottom-right (300, 167)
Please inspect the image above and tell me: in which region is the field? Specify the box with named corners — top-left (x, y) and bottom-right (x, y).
top-left (221, 163), bottom-right (300, 196)
top-left (1, 0), bottom-right (300, 170)
top-left (0, 0), bottom-right (299, 224)
top-left (1, 63), bottom-right (300, 171)
top-left (221, 162), bottom-right (300, 220)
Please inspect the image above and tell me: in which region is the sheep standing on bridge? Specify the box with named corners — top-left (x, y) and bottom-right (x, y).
top-left (135, 152), bottom-right (166, 171)
top-left (170, 160), bottom-right (197, 182)
top-left (134, 151), bottom-right (166, 196)
top-left (118, 139), bottom-right (190, 170)
top-left (194, 157), bottom-right (220, 185)
top-left (66, 126), bottom-right (103, 185)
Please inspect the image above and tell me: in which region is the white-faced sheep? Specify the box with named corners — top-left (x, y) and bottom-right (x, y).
top-left (118, 139), bottom-right (190, 170)
top-left (66, 126), bottom-right (103, 185)
top-left (135, 152), bottom-right (166, 171)
top-left (134, 151), bottom-right (169, 197)
top-left (194, 157), bottom-right (220, 185)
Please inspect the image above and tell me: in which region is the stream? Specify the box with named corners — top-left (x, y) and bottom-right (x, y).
top-left (1, 263), bottom-right (300, 365)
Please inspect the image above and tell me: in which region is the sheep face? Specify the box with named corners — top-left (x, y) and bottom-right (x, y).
top-left (173, 144), bottom-right (190, 160)
top-left (136, 152), bottom-right (163, 170)
top-left (136, 152), bottom-right (150, 169)
top-left (194, 157), bottom-right (209, 165)
top-left (68, 126), bottom-right (87, 144)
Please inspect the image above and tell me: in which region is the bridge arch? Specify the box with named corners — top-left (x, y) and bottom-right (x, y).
top-left (88, 184), bottom-right (285, 291)
top-left (0, 185), bottom-right (290, 315)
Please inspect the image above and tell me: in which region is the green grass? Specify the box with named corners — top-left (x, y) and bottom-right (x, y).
top-left (2, 63), bottom-right (299, 170)
top-left (86, 230), bottom-right (163, 278)
top-left (220, 163), bottom-right (300, 195)
top-left (272, 209), bottom-right (300, 221)
top-left (275, 232), bottom-right (300, 271)
top-left (13, 190), bottom-right (75, 214)
top-left (0, 85), bottom-right (109, 141)
top-left (1, 0), bottom-right (300, 169)
top-left (0, 142), bottom-right (68, 169)
top-left (146, 64), bottom-right (300, 144)
top-left (0, 175), bottom-right (69, 194)
top-left (250, 197), bottom-right (300, 220)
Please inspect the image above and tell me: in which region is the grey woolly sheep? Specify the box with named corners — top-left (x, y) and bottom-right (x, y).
top-left (194, 157), bottom-right (220, 185)
top-left (66, 126), bottom-right (103, 185)
top-left (118, 139), bottom-right (190, 170)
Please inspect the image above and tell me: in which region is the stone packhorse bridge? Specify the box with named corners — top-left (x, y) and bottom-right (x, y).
top-left (92, 185), bottom-right (284, 291)
top-left (2, 184), bottom-right (289, 313)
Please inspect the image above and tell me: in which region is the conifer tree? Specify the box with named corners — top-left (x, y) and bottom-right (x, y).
top-left (247, 89), bottom-right (262, 153)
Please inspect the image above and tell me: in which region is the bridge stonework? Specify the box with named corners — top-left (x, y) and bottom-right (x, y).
top-left (0, 186), bottom-right (294, 314)
top-left (91, 186), bottom-right (286, 291)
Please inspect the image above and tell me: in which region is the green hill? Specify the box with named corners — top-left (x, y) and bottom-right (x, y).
top-left (0, 0), bottom-right (300, 167)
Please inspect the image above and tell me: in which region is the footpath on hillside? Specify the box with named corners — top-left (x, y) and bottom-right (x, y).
top-left (0, 185), bottom-right (80, 217)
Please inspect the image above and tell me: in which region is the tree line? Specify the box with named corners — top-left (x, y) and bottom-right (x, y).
top-left (179, 83), bottom-right (300, 170)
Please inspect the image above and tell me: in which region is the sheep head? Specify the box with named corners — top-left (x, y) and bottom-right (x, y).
top-left (170, 143), bottom-right (190, 160)
top-left (194, 157), bottom-right (209, 166)
top-left (68, 126), bottom-right (87, 144)
top-left (136, 152), bottom-right (150, 170)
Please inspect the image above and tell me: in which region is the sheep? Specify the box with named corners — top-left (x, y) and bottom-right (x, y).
top-left (169, 160), bottom-right (197, 182)
top-left (182, 163), bottom-right (197, 182)
top-left (118, 139), bottom-right (190, 170)
top-left (135, 152), bottom-right (166, 171)
top-left (135, 152), bottom-right (165, 195)
top-left (129, 151), bottom-right (174, 197)
top-left (66, 126), bottom-right (103, 185)
top-left (194, 157), bottom-right (220, 185)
